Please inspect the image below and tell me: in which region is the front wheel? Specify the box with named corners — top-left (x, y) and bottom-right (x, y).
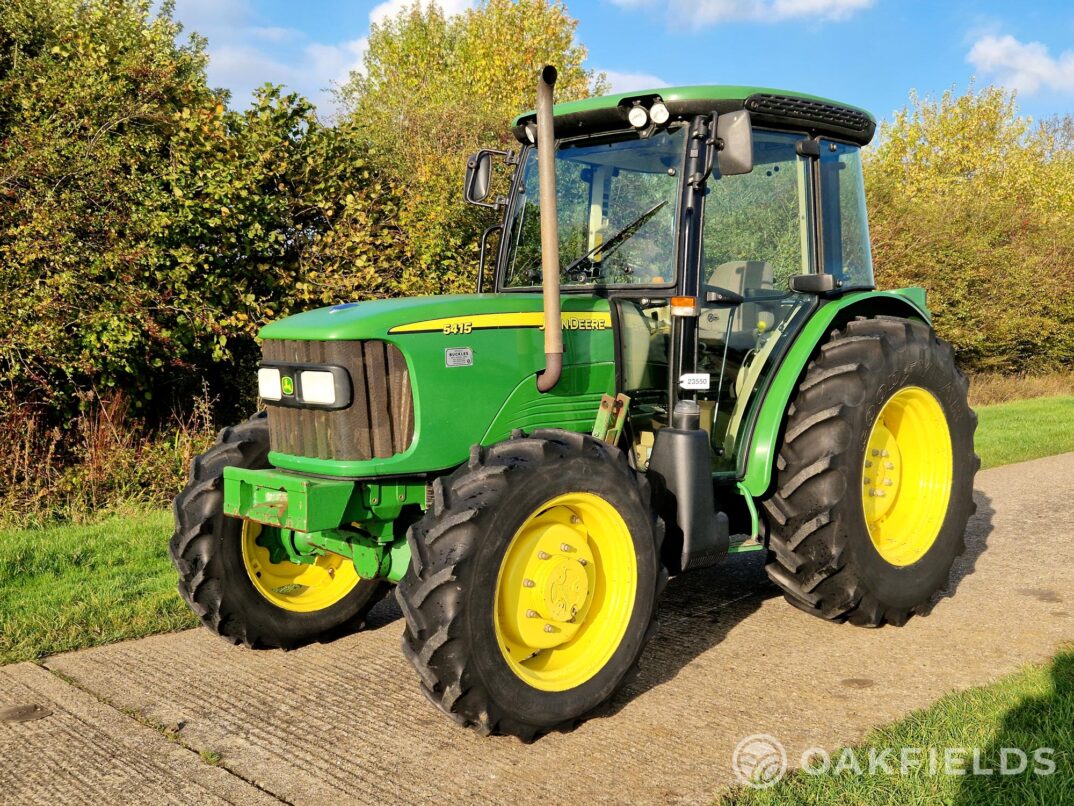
top-left (763, 316), bottom-right (979, 627)
top-left (170, 413), bottom-right (387, 648)
top-left (396, 430), bottom-right (665, 739)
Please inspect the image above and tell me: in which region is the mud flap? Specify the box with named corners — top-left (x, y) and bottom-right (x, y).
top-left (645, 426), bottom-right (730, 574)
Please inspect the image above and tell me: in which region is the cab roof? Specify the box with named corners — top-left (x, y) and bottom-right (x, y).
top-left (512, 84), bottom-right (877, 146)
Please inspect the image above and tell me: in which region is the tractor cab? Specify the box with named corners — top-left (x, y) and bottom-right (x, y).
top-left (472, 86), bottom-right (876, 480)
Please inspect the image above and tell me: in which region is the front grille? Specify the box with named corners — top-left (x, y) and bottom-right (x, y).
top-left (745, 93), bottom-right (873, 138)
top-left (262, 339), bottom-right (414, 461)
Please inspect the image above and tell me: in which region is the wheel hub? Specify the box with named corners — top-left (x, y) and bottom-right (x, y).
top-left (863, 419), bottom-right (903, 521)
top-left (860, 386), bottom-right (953, 567)
top-left (493, 493), bottom-right (637, 691)
top-left (241, 521), bottom-right (360, 612)
top-left (532, 539), bottom-right (590, 623)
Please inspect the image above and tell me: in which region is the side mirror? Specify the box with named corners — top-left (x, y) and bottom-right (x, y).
top-left (716, 110), bottom-right (753, 176)
top-left (464, 151), bottom-right (494, 205)
top-left (789, 273), bottom-right (840, 295)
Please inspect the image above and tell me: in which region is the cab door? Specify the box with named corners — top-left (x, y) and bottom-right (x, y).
top-left (693, 130), bottom-right (818, 472)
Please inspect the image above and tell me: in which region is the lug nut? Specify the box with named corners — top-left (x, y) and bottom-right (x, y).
top-left (570, 515), bottom-right (581, 524)
top-left (865, 460), bottom-right (872, 468)
top-left (578, 558), bottom-right (587, 566)
top-left (863, 477), bottom-right (872, 485)
top-left (537, 550), bottom-right (550, 560)
top-left (872, 449), bottom-right (880, 457)
top-left (523, 578), bottom-right (535, 588)
top-left (560, 543), bottom-right (574, 553)
top-left (884, 478), bottom-right (893, 486)
top-left (881, 450), bottom-right (890, 457)
top-left (885, 461), bottom-right (894, 470)
top-left (544, 624), bottom-right (556, 633)
top-left (526, 609), bottom-right (539, 618)
top-left (874, 489), bottom-right (886, 498)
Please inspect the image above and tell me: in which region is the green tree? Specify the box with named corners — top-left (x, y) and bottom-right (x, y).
top-left (0, 0), bottom-right (409, 424)
top-left (0, 0), bottom-right (214, 413)
top-left (339, 0), bottom-right (606, 293)
top-left (866, 85), bottom-right (1074, 372)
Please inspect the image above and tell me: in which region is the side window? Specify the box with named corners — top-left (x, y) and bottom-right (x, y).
top-left (697, 130), bottom-right (815, 471)
top-left (702, 130), bottom-right (813, 289)
top-left (819, 142), bottom-right (874, 289)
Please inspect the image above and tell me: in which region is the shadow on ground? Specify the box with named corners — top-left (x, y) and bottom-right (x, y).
top-left (325, 489), bottom-right (996, 725)
top-left (935, 490), bottom-right (995, 608)
top-left (956, 649), bottom-right (1073, 804)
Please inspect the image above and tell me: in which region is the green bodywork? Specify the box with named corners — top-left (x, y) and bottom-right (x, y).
top-left (220, 83), bottom-right (919, 580)
top-left (259, 293), bottom-right (615, 477)
top-left (223, 465), bottom-right (426, 582)
top-left (225, 286), bottom-right (927, 570)
top-left (512, 84), bottom-right (875, 128)
top-left (740, 288), bottom-right (928, 497)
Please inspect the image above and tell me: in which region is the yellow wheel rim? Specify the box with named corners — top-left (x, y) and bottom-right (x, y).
top-left (240, 521), bottom-right (360, 612)
top-left (493, 493), bottom-right (638, 692)
top-left (861, 386), bottom-right (953, 566)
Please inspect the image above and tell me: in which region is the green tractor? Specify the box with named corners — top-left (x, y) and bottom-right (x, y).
top-left (172, 67), bottom-right (978, 739)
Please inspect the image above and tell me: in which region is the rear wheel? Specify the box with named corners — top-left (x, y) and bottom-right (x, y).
top-left (763, 316), bottom-right (978, 627)
top-left (396, 430), bottom-right (665, 739)
top-left (170, 413), bottom-right (386, 648)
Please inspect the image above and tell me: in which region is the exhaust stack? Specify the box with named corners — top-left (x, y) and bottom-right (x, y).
top-left (535, 64), bottom-right (562, 393)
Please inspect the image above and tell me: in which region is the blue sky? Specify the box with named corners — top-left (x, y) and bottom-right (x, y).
top-left (170, 0), bottom-right (1074, 123)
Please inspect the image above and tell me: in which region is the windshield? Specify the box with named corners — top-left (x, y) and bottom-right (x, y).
top-left (501, 125), bottom-right (686, 289)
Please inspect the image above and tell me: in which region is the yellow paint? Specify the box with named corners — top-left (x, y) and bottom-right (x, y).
top-left (493, 492), bottom-right (637, 692)
top-left (861, 386), bottom-right (953, 566)
top-left (240, 521), bottom-right (360, 612)
top-left (388, 311), bottom-right (611, 335)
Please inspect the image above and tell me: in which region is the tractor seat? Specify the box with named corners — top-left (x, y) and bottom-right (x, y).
top-left (698, 260), bottom-right (777, 352)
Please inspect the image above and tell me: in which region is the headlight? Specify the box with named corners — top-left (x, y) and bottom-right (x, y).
top-left (627, 105), bottom-right (649, 128)
top-left (257, 367), bottom-right (282, 401)
top-left (649, 102), bottom-right (670, 125)
top-left (299, 370), bottom-right (337, 406)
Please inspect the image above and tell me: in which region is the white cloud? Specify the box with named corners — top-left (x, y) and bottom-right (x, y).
top-left (249, 26), bottom-right (303, 43)
top-left (967, 34), bottom-right (1074, 95)
top-left (602, 70), bottom-right (668, 94)
top-left (167, 0), bottom-right (372, 116)
top-left (609, 0), bottom-right (873, 27)
top-left (169, 0), bottom-right (474, 116)
top-left (369, 0), bottom-right (474, 28)
top-left (171, 0), bottom-right (253, 35)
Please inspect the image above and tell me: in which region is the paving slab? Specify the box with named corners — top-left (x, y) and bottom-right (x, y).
top-left (19, 453), bottom-right (1074, 804)
top-left (0, 662), bottom-right (280, 805)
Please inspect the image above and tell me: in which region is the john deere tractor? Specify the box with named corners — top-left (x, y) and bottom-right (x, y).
top-left (172, 67), bottom-right (977, 739)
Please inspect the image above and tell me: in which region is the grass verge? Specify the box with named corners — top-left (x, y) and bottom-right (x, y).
top-left (0, 509), bottom-right (196, 664)
top-left (975, 395), bottom-right (1074, 470)
top-left (723, 646), bottom-right (1074, 805)
top-left (969, 370), bottom-right (1074, 407)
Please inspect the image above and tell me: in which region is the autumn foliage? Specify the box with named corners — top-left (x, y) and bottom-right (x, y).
top-left (0, 0), bottom-right (1071, 520)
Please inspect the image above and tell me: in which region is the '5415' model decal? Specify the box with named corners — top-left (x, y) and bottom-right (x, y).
top-left (388, 312), bottom-right (611, 335)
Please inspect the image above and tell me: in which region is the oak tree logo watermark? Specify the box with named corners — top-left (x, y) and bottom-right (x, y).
top-left (732, 734), bottom-right (1057, 790)
top-left (732, 734), bottom-right (788, 789)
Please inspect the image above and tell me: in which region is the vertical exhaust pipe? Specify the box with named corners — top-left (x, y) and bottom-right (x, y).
top-left (535, 65), bottom-right (562, 393)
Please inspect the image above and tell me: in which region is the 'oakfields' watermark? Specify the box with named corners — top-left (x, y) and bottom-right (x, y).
top-left (732, 734), bottom-right (1057, 790)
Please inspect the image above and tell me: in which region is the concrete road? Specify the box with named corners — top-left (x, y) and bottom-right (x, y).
top-left (2, 454), bottom-right (1072, 804)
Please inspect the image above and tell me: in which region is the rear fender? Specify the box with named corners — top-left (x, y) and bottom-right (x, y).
top-left (738, 288), bottom-right (930, 499)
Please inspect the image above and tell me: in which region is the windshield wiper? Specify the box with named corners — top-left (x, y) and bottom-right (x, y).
top-left (562, 200), bottom-right (669, 278)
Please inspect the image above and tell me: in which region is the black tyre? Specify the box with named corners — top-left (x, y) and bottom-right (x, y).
top-left (396, 430), bottom-right (665, 739)
top-left (170, 412), bottom-right (386, 648)
top-left (763, 316), bottom-right (978, 627)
